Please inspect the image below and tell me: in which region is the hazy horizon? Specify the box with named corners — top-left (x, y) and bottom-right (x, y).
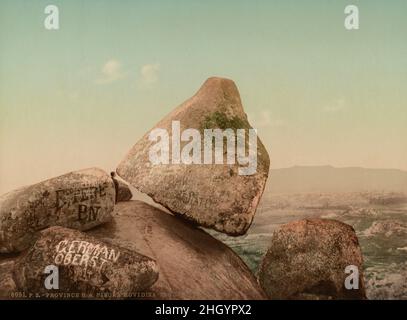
top-left (267, 165), bottom-right (407, 194)
top-left (272, 165), bottom-right (407, 172)
top-left (2, 164), bottom-right (407, 195)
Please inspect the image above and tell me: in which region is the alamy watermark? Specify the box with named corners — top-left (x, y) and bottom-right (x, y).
top-left (148, 120), bottom-right (258, 176)
top-left (43, 4), bottom-right (360, 31)
top-left (44, 264), bottom-right (59, 290)
top-left (344, 5), bottom-right (359, 30)
top-left (344, 264), bottom-right (360, 290)
top-left (44, 5), bottom-right (59, 30)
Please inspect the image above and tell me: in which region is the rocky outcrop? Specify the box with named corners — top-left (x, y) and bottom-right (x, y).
top-left (89, 200), bottom-right (266, 299)
top-left (365, 262), bottom-right (407, 300)
top-left (116, 77), bottom-right (270, 236)
top-left (13, 226), bottom-right (158, 298)
top-left (0, 168), bottom-right (115, 253)
top-left (0, 77), bottom-right (273, 300)
top-left (0, 256), bottom-right (18, 299)
top-left (258, 218), bottom-right (366, 299)
top-left (361, 220), bottom-right (407, 238)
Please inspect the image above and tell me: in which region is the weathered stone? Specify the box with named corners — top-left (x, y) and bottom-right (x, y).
top-left (117, 77), bottom-right (270, 235)
top-left (111, 172), bottom-right (132, 202)
top-left (116, 181), bottom-right (133, 202)
top-left (0, 257), bottom-right (18, 299)
top-left (258, 218), bottom-right (366, 300)
top-left (89, 200), bottom-right (266, 299)
top-left (13, 226), bottom-right (159, 298)
top-left (0, 168), bottom-right (115, 253)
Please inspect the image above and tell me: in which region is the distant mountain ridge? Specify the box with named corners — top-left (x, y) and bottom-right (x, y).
top-left (266, 166), bottom-right (407, 194)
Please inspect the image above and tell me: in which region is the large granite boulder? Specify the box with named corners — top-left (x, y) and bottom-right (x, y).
top-left (89, 200), bottom-right (266, 299)
top-left (258, 218), bottom-right (366, 299)
top-left (0, 168), bottom-right (115, 253)
top-left (13, 226), bottom-right (158, 298)
top-left (117, 77), bottom-right (270, 236)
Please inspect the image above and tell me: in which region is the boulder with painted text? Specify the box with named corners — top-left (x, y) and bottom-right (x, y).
top-left (0, 168), bottom-right (115, 253)
top-left (89, 200), bottom-right (266, 299)
top-left (258, 218), bottom-right (366, 299)
top-left (116, 77), bottom-right (270, 236)
top-left (13, 226), bottom-right (159, 297)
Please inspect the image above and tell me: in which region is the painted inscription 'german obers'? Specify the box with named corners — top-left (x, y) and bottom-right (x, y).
top-left (13, 226), bottom-right (159, 297)
top-left (0, 168), bottom-right (115, 253)
top-left (117, 77), bottom-right (270, 236)
top-left (89, 201), bottom-right (266, 300)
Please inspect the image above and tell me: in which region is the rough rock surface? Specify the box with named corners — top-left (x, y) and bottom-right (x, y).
top-left (116, 180), bottom-right (133, 202)
top-left (117, 77), bottom-right (270, 235)
top-left (89, 200), bottom-right (266, 299)
top-left (13, 226), bottom-right (158, 298)
top-left (0, 168), bottom-right (115, 253)
top-left (258, 218), bottom-right (366, 299)
top-left (0, 256), bottom-right (18, 299)
top-left (111, 172), bottom-right (133, 202)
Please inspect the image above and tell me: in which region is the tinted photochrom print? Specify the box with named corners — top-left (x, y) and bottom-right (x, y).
top-left (0, 0), bottom-right (406, 309)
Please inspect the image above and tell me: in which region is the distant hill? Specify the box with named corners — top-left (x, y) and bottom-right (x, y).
top-left (266, 166), bottom-right (407, 194)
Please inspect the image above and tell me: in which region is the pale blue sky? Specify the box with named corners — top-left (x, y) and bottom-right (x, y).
top-left (1, 0), bottom-right (406, 193)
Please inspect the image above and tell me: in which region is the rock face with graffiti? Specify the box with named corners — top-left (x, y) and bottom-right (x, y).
top-left (0, 168), bottom-right (115, 253)
top-left (0, 77), bottom-right (373, 300)
top-left (13, 226), bottom-right (159, 297)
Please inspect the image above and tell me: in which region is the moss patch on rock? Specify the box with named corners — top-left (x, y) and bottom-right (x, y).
top-left (201, 111), bottom-right (249, 131)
